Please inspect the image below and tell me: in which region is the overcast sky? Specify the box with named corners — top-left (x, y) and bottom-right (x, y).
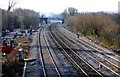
top-left (0, 0), bottom-right (119, 14)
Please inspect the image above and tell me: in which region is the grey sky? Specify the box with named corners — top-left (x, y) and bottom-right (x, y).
top-left (0, 0), bottom-right (119, 14)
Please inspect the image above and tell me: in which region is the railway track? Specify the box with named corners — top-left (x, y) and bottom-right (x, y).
top-left (38, 25), bottom-right (61, 77)
top-left (48, 24), bottom-right (104, 77)
top-left (45, 26), bottom-right (80, 76)
top-left (58, 26), bottom-right (120, 68)
top-left (54, 25), bottom-right (120, 76)
top-left (59, 27), bottom-right (120, 67)
top-left (60, 26), bottom-right (120, 62)
top-left (38, 27), bottom-right (46, 77)
top-left (55, 29), bottom-right (120, 76)
top-left (24, 23), bottom-right (119, 77)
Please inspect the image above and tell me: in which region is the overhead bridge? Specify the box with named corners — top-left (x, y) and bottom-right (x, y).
top-left (39, 17), bottom-right (64, 24)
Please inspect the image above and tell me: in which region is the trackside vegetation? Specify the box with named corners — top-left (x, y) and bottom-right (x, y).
top-left (66, 12), bottom-right (120, 52)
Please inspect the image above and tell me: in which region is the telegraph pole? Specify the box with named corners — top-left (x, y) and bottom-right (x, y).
top-left (20, 10), bottom-right (23, 29)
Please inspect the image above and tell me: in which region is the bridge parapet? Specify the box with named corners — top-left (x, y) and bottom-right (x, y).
top-left (39, 17), bottom-right (64, 24)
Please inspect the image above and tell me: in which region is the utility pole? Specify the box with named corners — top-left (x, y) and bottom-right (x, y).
top-left (0, 9), bottom-right (2, 43)
top-left (20, 11), bottom-right (23, 29)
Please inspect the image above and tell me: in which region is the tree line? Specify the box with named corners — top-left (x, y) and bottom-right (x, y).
top-left (61, 7), bottom-right (120, 52)
top-left (1, 8), bottom-right (40, 31)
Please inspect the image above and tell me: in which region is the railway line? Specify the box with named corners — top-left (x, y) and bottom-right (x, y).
top-left (57, 27), bottom-right (120, 67)
top-left (38, 26), bottom-right (61, 77)
top-left (57, 26), bottom-right (120, 68)
top-left (48, 24), bottom-right (104, 76)
top-left (24, 23), bottom-right (120, 77)
top-left (48, 26), bottom-right (89, 76)
top-left (53, 24), bottom-right (120, 76)
top-left (45, 26), bottom-right (80, 76)
top-left (59, 26), bottom-right (120, 62)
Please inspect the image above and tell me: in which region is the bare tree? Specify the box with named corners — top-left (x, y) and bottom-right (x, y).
top-left (61, 7), bottom-right (78, 18)
top-left (5, 0), bottom-right (18, 30)
top-left (61, 9), bottom-right (68, 18)
top-left (7, 0), bottom-right (18, 12)
top-left (67, 7), bottom-right (78, 16)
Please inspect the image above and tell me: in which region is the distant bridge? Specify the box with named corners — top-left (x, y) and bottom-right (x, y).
top-left (39, 17), bottom-right (64, 24)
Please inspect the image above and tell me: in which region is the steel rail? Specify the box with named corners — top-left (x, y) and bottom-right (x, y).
top-left (48, 25), bottom-right (89, 77)
top-left (55, 26), bottom-right (120, 76)
top-left (52, 27), bottom-right (104, 77)
top-left (38, 27), bottom-right (47, 77)
top-left (57, 27), bottom-right (120, 68)
top-left (60, 27), bottom-right (120, 60)
top-left (43, 26), bottom-right (62, 77)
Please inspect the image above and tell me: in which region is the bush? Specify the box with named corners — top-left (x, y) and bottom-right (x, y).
top-left (67, 12), bottom-right (120, 51)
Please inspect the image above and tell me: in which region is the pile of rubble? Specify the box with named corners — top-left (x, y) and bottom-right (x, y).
top-left (1, 35), bottom-right (33, 77)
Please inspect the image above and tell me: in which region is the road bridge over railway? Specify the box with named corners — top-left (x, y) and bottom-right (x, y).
top-left (39, 17), bottom-right (64, 24)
